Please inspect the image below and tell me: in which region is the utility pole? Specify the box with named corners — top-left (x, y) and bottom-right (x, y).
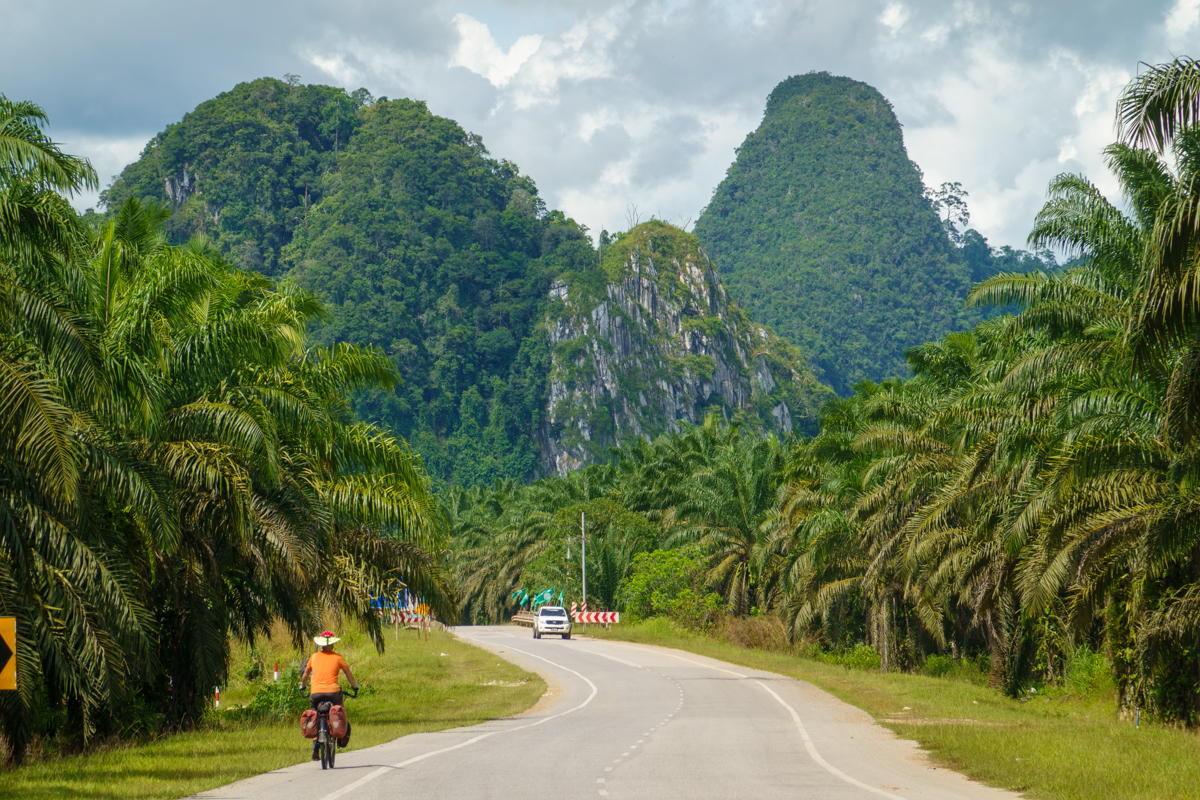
top-left (581, 511), bottom-right (587, 614)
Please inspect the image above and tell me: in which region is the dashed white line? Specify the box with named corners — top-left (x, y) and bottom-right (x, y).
top-left (316, 642), bottom-right (599, 800)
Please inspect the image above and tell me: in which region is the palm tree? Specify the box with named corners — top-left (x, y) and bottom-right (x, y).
top-left (670, 433), bottom-right (783, 616)
top-left (0, 107), bottom-right (454, 753)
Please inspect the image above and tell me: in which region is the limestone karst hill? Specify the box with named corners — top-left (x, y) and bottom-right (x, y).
top-left (541, 221), bottom-right (830, 474)
top-left (695, 72), bottom-right (979, 394)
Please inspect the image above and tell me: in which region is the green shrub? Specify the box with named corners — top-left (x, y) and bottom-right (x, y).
top-left (244, 666), bottom-right (309, 718)
top-left (816, 644), bottom-right (881, 671)
top-left (1063, 646), bottom-right (1113, 696)
top-left (924, 654), bottom-right (955, 678)
top-left (619, 545), bottom-right (708, 621)
top-left (661, 588), bottom-right (723, 631)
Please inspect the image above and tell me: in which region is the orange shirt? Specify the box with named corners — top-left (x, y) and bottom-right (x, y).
top-left (309, 651), bottom-right (349, 693)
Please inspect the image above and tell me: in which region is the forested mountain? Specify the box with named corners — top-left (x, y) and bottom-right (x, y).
top-left (695, 73), bottom-right (984, 394)
top-left (104, 78), bottom-right (825, 485)
top-left (101, 77), bottom-right (370, 275)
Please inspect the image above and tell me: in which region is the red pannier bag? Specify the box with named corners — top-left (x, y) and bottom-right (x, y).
top-left (300, 708), bottom-right (319, 739)
top-left (329, 704), bottom-right (351, 746)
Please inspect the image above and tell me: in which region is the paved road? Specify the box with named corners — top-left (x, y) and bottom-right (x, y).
top-left (196, 627), bottom-right (1019, 800)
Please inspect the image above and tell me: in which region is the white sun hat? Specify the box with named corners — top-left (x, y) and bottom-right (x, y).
top-left (313, 630), bottom-right (341, 646)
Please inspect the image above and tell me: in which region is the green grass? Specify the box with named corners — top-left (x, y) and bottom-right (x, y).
top-left (590, 619), bottom-right (1200, 800)
top-left (1, 625), bottom-right (544, 800)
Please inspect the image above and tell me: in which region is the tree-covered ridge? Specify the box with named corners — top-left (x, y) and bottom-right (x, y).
top-left (103, 77), bottom-right (600, 487)
top-left (542, 220), bottom-right (831, 471)
top-left (101, 77), bottom-right (370, 274)
top-left (101, 78), bottom-right (832, 488)
top-left (282, 95), bottom-right (597, 486)
top-left (694, 72), bottom-right (979, 394)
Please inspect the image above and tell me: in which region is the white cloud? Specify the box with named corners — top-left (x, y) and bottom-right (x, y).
top-left (880, 3), bottom-right (909, 34)
top-left (60, 133), bottom-right (151, 211)
top-left (450, 13), bottom-right (542, 88)
top-left (8, 0), bottom-right (1195, 250)
top-left (1167, 0), bottom-right (1200, 47)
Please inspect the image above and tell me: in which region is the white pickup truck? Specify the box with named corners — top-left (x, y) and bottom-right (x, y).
top-left (533, 606), bottom-right (572, 639)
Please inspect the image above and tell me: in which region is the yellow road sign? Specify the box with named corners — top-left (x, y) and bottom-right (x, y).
top-left (0, 617), bottom-right (14, 691)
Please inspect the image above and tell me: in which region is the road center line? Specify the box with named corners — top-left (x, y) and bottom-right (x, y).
top-left (317, 643), bottom-right (599, 800)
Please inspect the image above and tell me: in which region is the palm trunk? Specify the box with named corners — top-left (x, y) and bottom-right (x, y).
top-left (877, 597), bottom-right (892, 672)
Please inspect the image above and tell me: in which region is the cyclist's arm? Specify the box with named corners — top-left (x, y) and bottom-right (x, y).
top-left (299, 661), bottom-right (312, 689)
top-left (341, 663), bottom-right (358, 690)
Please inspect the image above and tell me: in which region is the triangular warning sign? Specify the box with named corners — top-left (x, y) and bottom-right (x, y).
top-left (0, 618), bottom-right (15, 691)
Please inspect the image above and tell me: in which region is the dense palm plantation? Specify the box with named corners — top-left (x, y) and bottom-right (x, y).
top-left (0, 97), bottom-right (452, 761)
top-left (452, 58), bottom-right (1200, 725)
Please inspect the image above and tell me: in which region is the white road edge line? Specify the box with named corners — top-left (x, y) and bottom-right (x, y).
top-left (316, 643), bottom-right (599, 800)
top-left (658, 651), bottom-right (747, 678)
top-left (753, 680), bottom-right (907, 800)
top-left (575, 645), bottom-right (643, 668)
top-left (627, 646), bottom-right (906, 800)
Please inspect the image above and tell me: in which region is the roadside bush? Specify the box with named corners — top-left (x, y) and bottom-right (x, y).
top-left (924, 654), bottom-right (955, 678)
top-left (243, 648), bottom-right (265, 682)
top-left (1063, 646), bottom-right (1113, 696)
top-left (816, 644), bottom-right (881, 672)
top-left (663, 588), bottom-right (723, 631)
top-left (243, 667), bottom-right (308, 718)
top-left (619, 545), bottom-right (709, 622)
top-left (716, 615), bottom-right (791, 652)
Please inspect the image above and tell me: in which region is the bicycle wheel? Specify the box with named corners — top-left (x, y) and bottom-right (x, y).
top-left (319, 723), bottom-right (329, 769)
top-left (327, 739), bottom-right (336, 768)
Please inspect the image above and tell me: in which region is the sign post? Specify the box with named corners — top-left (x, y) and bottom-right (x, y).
top-left (0, 617), bottom-right (14, 691)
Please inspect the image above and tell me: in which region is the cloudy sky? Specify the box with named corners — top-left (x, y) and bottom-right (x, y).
top-left (4, 0), bottom-right (1198, 248)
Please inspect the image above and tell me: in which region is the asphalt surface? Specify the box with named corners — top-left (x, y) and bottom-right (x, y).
top-left (194, 626), bottom-right (1020, 800)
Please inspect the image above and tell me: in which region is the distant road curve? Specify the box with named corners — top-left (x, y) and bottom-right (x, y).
top-left (195, 626), bottom-right (1020, 800)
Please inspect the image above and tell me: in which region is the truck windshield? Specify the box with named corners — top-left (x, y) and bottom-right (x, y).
top-left (540, 608), bottom-right (566, 617)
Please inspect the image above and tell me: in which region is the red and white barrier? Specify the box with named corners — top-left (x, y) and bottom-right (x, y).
top-left (379, 609), bottom-right (426, 625)
top-left (572, 611), bottom-right (619, 624)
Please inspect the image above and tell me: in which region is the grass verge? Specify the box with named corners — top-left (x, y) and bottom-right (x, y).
top-left (590, 618), bottom-right (1199, 800)
top-left (1, 625), bottom-right (543, 800)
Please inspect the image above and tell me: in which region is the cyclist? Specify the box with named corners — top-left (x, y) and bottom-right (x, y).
top-left (300, 631), bottom-right (359, 760)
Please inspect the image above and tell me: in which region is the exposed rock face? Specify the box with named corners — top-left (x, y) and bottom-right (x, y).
top-left (164, 165), bottom-right (198, 206)
top-left (539, 221), bottom-right (830, 475)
